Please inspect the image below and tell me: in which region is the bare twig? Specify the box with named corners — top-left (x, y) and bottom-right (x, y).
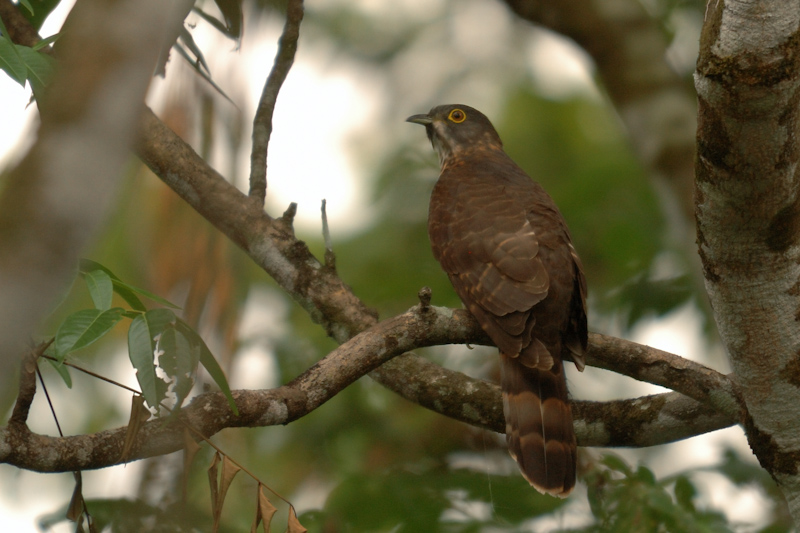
top-left (321, 199), bottom-right (335, 269)
top-left (35, 346), bottom-right (94, 528)
top-left (138, 107), bottom-right (378, 342)
top-left (282, 202), bottom-right (298, 227)
top-left (40, 354), bottom-right (141, 395)
top-left (248, 0), bottom-right (304, 204)
top-left (417, 287), bottom-right (432, 310)
top-left (135, 96), bottom-right (744, 444)
top-left (36, 364), bottom-right (64, 437)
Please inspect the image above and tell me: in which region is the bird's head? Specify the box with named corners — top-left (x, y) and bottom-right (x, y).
top-left (406, 104), bottom-right (503, 166)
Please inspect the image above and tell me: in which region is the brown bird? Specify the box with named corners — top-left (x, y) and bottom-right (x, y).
top-left (407, 104), bottom-right (587, 497)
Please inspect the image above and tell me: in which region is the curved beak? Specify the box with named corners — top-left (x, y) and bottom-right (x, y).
top-left (406, 113), bottom-right (433, 125)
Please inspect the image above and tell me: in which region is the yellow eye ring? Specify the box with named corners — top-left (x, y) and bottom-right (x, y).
top-left (448, 109), bottom-right (466, 123)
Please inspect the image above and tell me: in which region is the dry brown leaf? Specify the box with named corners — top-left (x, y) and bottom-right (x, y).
top-left (182, 427), bottom-right (202, 501)
top-left (66, 472), bottom-right (84, 522)
top-left (251, 483), bottom-right (278, 533)
top-left (286, 505), bottom-right (307, 533)
top-left (218, 455), bottom-right (242, 516)
top-left (208, 451), bottom-right (222, 532)
top-left (119, 394), bottom-right (151, 462)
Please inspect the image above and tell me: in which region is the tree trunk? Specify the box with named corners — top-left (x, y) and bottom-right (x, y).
top-left (695, 0), bottom-right (800, 523)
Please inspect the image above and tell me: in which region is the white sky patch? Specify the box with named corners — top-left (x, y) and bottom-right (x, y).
top-left (630, 301), bottom-right (707, 362)
top-left (256, 63), bottom-right (374, 235)
top-left (230, 285), bottom-right (288, 390)
top-left (694, 470), bottom-right (773, 528)
top-left (0, 76), bottom-right (37, 169)
top-left (199, 11), bottom-right (380, 236)
top-left (527, 29), bottom-right (599, 100)
top-left (0, 1), bottom-right (73, 170)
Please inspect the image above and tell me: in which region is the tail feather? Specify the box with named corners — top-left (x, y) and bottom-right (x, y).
top-left (501, 352), bottom-right (576, 497)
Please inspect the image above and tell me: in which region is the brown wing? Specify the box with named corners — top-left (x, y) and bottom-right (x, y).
top-left (565, 244), bottom-right (588, 371)
top-left (429, 162), bottom-right (550, 363)
top-left (428, 152), bottom-right (586, 497)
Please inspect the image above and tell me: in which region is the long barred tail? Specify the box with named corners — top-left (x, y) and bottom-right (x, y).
top-left (500, 352), bottom-right (577, 497)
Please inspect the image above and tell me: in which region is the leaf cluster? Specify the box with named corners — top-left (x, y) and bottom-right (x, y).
top-left (575, 452), bottom-right (791, 533)
top-left (48, 259), bottom-right (236, 414)
top-left (0, 12), bottom-right (55, 100)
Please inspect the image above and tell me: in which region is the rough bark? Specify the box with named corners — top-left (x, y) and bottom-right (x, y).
top-left (695, 0), bottom-right (800, 523)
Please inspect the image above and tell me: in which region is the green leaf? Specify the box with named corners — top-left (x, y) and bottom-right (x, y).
top-left (45, 357), bottom-right (72, 388)
top-left (85, 270), bottom-right (114, 310)
top-left (176, 319), bottom-right (238, 415)
top-left (601, 453), bottom-right (634, 477)
top-left (635, 465), bottom-right (657, 485)
top-left (80, 259), bottom-right (180, 310)
top-left (128, 310), bottom-right (175, 408)
top-left (673, 475), bottom-right (696, 512)
top-left (173, 329), bottom-right (198, 408)
top-left (18, 0), bottom-right (34, 15)
top-left (32, 33), bottom-right (60, 51)
top-left (645, 485), bottom-right (676, 518)
top-left (322, 469), bottom-right (565, 531)
top-left (0, 36), bottom-right (27, 86)
top-left (80, 259), bottom-right (146, 311)
top-left (158, 326), bottom-right (178, 377)
top-left (158, 325), bottom-right (198, 409)
top-left (21, 0), bottom-right (61, 31)
top-left (113, 279), bottom-right (181, 309)
top-left (54, 308), bottom-right (125, 359)
top-left (15, 44), bottom-right (55, 99)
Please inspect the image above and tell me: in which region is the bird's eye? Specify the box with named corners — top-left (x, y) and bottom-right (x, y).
top-left (448, 109), bottom-right (466, 123)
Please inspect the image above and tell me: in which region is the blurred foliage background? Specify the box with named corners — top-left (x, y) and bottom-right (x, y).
top-left (1, 0), bottom-right (792, 531)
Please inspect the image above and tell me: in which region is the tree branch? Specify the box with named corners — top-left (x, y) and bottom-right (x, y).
top-left (1, 305), bottom-right (737, 473)
top-left (7, 342), bottom-right (49, 427)
top-left (0, 0), bottom-right (42, 47)
top-left (248, 0), bottom-right (304, 204)
top-left (585, 333), bottom-right (742, 420)
top-left (137, 106), bottom-right (379, 343)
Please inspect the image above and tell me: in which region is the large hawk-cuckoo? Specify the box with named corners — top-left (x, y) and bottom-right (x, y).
top-left (407, 104), bottom-right (588, 497)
